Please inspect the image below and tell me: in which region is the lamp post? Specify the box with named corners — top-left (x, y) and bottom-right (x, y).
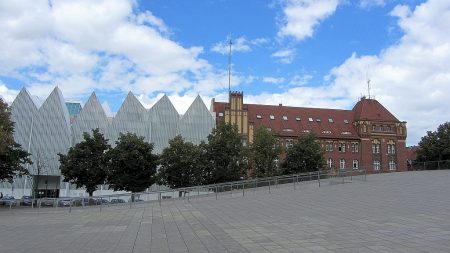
top-left (25, 114), bottom-right (34, 197)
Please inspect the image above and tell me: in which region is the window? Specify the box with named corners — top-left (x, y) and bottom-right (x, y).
top-left (352, 160), bottom-right (359, 170)
top-left (295, 117), bottom-right (301, 121)
top-left (283, 115), bottom-right (288, 121)
top-left (340, 159), bottom-right (346, 169)
top-left (387, 143), bottom-right (396, 154)
top-left (256, 114), bottom-right (262, 119)
top-left (322, 130), bottom-right (332, 134)
top-left (302, 129), bottom-right (310, 133)
top-left (338, 143), bottom-right (346, 152)
top-left (328, 118), bottom-right (333, 123)
top-left (269, 115), bottom-right (275, 120)
top-left (325, 143), bottom-right (333, 152)
top-left (286, 139), bottom-right (293, 148)
top-left (218, 112), bottom-right (224, 117)
top-left (341, 131), bottom-right (351, 135)
top-left (372, 140), bottom-right (380, 154)
top-left (389, 160), bottom-right (396, 171)
top-left (344, 119), bottom-right (349, 124)
top-left (373, 160), bottom-right (381, 170)
top-left (351, 143), bottom-right (359, 153)
top-left (327, 158), bottom-right (333, 169)
top-left (308, 117), bottom-right (313, 122)
top-left (282, 128), bottom-right (294, 132)
top-left (316, 118), bottom-right (321, 122)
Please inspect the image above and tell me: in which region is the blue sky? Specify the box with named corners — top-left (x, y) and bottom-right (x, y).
top-left (0, 0), bottom-right (449, 146)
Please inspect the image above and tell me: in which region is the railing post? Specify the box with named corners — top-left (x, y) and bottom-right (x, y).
top-left (242, 181), bottom-right (245, 197)
top-left (364, 169), bottom-right (367, 181)
top-left (318, 171), bottom-right (320, 187)
top-left (197, 186), bottom-right (199, 198)
top-left (159, 192), bottom-right (161, 206)
top-left (293, 175), bottom-right (296, 190)
top-left (230, 182), bottom-right (233, 196)
top-left (215, 185), bottom-right (218, 200)
top-left (268, 179), bottom-right (271, 193)
top-left (100, 197), bottom-right (102, 212)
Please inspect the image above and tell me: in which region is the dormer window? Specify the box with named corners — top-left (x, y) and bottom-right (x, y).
top-left (295, 117), bottom-right (301, 121)
top-left (328, 118), bottom-right (333, 123)
top-left (269, 115), bottom-right (275, 120)
top-left (344, 119), bottom-right (349, 124)
top-left (316, 118), bottom-right (321, 122)
top-left (283, 116), bottom-right (288, 121)
top-left (256, 114), bottom-right (262, 119)
top-left (308, 117), bottom-right (313, 122)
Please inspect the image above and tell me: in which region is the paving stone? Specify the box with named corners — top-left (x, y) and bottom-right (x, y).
top-left (2, 171), bottom-right (450, 252)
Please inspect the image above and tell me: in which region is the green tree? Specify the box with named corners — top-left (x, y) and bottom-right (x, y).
top-left (249, 125), bottom-right (281, 177)
top-left (0, 98), bottom-right (31, 182)
top-left (282, 133), bottom-right (325, 174)
top-left (58, 128), bottom-right (110, 196)
top-left (158, 135), bottom-right (206, 192)
top-left (204, 122), bottom-right (246, 184)
top-left (106, 133), bottom-right (158, 195)
top-left (417, 122), bottom-right (450, 162)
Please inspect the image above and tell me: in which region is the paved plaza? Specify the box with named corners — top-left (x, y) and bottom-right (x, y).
top-left (1, 171), bottom-right (450, 252)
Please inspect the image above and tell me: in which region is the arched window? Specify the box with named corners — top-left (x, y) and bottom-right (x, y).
top-left (327, 158), bottom-right (333, 169)
top-left (352, 160), bottom-right (359, 170)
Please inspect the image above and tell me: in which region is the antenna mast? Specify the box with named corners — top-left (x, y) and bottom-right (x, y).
top-left (228, 39), bottom-right (232, 93)
top-left (367, 78), bottom-right (371, 99)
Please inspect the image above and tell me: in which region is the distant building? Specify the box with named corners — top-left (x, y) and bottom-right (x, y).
top-left (1, 87), bottom-right (215, 198)
top-left (211, 91), bottom-right (408, 173)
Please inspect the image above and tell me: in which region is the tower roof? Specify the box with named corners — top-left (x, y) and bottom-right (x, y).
top-left (352, 98), bottom-right (399, 122)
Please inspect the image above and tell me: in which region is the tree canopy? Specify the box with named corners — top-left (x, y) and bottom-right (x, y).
top-left (249, 125), bottom-right (281, 178)
top-left (0, 98), bottom-right (31, 182)
top-left (204, 122), bottom-right (246, 184)
top-left (158, 135), bottom-right (206, 188)
top-left (417, 122), bottom-right (450, 162)
top-left (59, 128), bottom-right (110, 196)
top-left (282, 133), bottom-right (325, 174)
top-left (106, 133), bottom-right (158, 193)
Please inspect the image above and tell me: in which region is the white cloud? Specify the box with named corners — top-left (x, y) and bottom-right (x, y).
top-left (278, 0), bottom-right (339, 41)
top-left (289, 74), bottom-right (313, 86)
top-left (248, 0), bottom-right (450, 146)
top-left (211, 36), bottom-right (268, 54)
top-left (271, 48), bottom-right (296, 64)
top-left (358, 0), bottom-right (385, 9)
top-left (0, 0), bottom-right (216, 102)
top-left (0, 82), bottom-right (20, 104)
top-left (262, 77), bottom-right (285, 84)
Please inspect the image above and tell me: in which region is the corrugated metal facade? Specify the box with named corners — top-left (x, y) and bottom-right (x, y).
top-left (2, 87), bottom-right (215, 195)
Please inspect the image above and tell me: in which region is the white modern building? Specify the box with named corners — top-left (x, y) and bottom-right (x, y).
top-left (1, 87), bottom-right (215, 198)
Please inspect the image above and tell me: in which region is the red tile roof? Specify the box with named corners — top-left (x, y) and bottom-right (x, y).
top-left (352, 98), bottom-right (399, 122)
top-left (212, 97), bottom-right (402, 140)
top-left (213, 102), bottom-right (359, 139)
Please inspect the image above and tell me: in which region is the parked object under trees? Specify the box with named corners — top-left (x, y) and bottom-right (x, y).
top-left (0, 98), bottom-right (31, 182)
top-left (58, 128), bottom-right (110, 196)
top-left (282, 133), bottom-right (325, 174)
top-left (106, 133), bottom-right (158, 201)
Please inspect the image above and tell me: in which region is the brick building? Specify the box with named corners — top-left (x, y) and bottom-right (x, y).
top-left (211, 92), bottom-right (408, 172)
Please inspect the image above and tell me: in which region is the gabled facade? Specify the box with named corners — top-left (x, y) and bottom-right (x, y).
top-left (211, 92), bottom-right (408, 173)
top-left (3, 88), bottom-right (214, 198)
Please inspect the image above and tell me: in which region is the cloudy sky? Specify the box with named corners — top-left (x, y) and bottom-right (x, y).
top-left (0, 0), bottom-right (449, 146)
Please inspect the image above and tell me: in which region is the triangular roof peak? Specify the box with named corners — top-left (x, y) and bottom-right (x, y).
top-left (352, 98), bottom-right (399, 122)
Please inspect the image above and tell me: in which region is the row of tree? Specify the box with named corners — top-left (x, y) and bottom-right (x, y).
top-left (58, 123), bottom-right (325, 196)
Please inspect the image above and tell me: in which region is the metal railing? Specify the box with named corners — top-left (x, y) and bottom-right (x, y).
top-left (0, 168), bottom-right (367, 212)
top-left (408, 160), bottom-right (450, 171)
